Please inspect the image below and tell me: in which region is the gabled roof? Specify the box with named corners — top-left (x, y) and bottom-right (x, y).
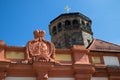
top-left (88, 39), bottom-right (120, 52)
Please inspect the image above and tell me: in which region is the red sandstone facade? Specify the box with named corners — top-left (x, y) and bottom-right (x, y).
top-left (0, 37), bottom-right (120, 80)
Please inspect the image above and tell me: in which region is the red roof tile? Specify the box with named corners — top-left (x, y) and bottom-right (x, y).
top-left (88, 39), bottom-right (120, 52)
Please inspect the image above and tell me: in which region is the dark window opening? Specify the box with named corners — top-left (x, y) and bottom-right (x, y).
top-left (86, 23), bottom-right (90, 27)
top-left (58, 22), bottom-right (62, 32)
top-left (72, 19), bottom-right (79, 25)
top-left (52, 26), bottom-right (57, 35)
top-left (81, 20), bottom-right (85, 25)
top-left (72, 19), bottom-right (79, 29)
top-left (65, 20), bottom-right (71, 26)
top-left (65, 20), bottom-right (72, 30)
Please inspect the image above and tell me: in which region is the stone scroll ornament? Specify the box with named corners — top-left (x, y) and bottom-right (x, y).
top-left (25, 30), bottom-right (59, 63)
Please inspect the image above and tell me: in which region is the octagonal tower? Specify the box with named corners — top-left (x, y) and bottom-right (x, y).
top-left (49, 12), bottom-right (93, 49)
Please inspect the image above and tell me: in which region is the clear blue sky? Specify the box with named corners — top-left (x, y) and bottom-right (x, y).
top-left (0, 0), bottom-right (120, 46)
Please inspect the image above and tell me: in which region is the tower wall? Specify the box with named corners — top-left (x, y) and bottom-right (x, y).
top-left (49, 13), bottom-right (93, 49)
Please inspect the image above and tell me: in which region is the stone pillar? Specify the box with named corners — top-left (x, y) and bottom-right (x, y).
top-left (72, 45), bottom-right (95, 80)
top-left (72, 45), bottom-right (90, 64)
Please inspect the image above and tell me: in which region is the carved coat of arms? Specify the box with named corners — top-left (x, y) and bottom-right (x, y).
top-left (26, 30), bottom-right (56, 63)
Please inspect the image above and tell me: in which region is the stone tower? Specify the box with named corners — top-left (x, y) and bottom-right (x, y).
top-left (49, 12), bottom-right (93, 49)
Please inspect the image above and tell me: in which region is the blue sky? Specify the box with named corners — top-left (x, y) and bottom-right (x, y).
top-left (0, 0), bottom-right (120, 46)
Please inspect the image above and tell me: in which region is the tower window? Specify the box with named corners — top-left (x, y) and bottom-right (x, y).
top-left (65, 20), bottom-right (71, 26)
top-left (81, 20), bottom-right (85, 25)
top-left (72, 19), bottom-right (79, 25)
top-left (72, 19), bottom-right (79, 29)
top-left (52, 26), bottom-right (57, 35)
top-left (86, 22), bottom-right (90, 27)
top-left (57, 22), bottom-right (62, 32)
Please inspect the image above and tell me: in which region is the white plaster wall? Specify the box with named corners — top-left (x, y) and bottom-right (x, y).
top-left (91, 77), bottom-right (108, 80)
top-left (48, 78), bottom-right (74, 80)
top-left (5, 77), bottom-right (36, 80)
top-left (103, 56), bottom-right (120, 66)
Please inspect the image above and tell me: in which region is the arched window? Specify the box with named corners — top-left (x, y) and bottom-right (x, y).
top-left (72, 19), bottom-right (79, 29)
top-left (86, 22), bottom-right (92, 32)
top-left (52, 26), bottom-right (57, 35)
top-left (86, 22), bottom-right (90, 27)
top-left (65, 20), bottom-right (71, 30)
top-left (57, 22), bottom-right (62, 32)
top-left (65, 20), bottom-right (71, 26)
top-left (72, 19), bottom-right (78, 25)
top-left (81, 20), bottom-right (85, 25)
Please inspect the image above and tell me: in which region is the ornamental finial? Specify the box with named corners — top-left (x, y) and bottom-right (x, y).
top-left (65, 5), bottom-right (71, 13)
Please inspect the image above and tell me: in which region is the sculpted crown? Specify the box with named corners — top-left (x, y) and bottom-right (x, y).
top-left (39, 30), bottom-right (46, 37)
top-left (33, 29), bottom-right (40, 39)
top-left (33, 30), bottom-right (46, 39)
